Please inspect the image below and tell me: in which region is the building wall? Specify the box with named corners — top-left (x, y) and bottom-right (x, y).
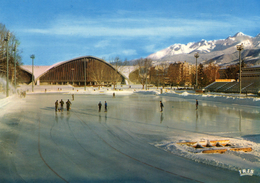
top-left (168, 61), bottom-right (193, 85)
top-left (38, 57), bottom-right (125, 86)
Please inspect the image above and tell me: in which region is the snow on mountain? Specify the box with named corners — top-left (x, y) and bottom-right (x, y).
top-left (147, 32), bottom-right (260, 66)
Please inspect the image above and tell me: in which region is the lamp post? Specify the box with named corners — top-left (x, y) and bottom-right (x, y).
top-left (71, 68), bottom-right (75, 85)
top-left (157, 69), bottom-right (159, 89)
top-left (13, 43), bottom-right (17, 91)
top-left (84, 58), bottom-right (86, 91)
top-left (236, 43), bottom-right (244, 94)
top-left (30, 54), bottom-right (35, 92)
top-left (4, 31), bottom-right (10, 97)
top-left (194, 52), bottom-right (199, 89)
top-left (145, 61), bottom-right (148, 90)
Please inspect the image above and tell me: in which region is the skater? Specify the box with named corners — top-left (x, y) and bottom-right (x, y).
top-left (66, 99), bottom-right (71, 111)
top-left (196, 99), bottom-right (198, 110)
top-left (60, 99), bottom-right (64, 112)
top-left (72, 94), bottom-right (74, 101)
top-left (104, 101), bottom-right (107, 112)
top-left (55, 100), bottom-right (59, 112)
top-left (160, 101), bottom-right (164, 112)
top-left (98, 101), bottom-right (102, 112)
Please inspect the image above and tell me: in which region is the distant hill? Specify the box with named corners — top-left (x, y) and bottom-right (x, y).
top-left (147, 32), bottom-right (260, 67)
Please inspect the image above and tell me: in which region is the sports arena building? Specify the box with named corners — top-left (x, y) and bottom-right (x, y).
top-left (20, 56), bottom-right (127, 86)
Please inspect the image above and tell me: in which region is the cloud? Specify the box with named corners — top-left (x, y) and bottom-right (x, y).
top-left (20, 15), bottom-right (260, 39)
top-left (94, 40), bottom-right (110, 48)
top-left (17, 13), bottom-right (260, 65)
top-left (24, 29), bottom-right (50, 34)
top-left (97, 49), bottom-right (137, 60)
top-left (122, 49), bottom-right (137, 56)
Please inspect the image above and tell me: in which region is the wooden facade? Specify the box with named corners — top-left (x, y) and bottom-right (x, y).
top-left (18, 68), bottom-right (32, 84)
top-left (38, 56), bottom-right (125, 86)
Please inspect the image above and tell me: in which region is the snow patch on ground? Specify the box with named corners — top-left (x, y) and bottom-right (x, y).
top-left (161, 90), bottom-right (260, 107)
top-left (0, 96), bottom-right (15, 108)
top-left (67, 89), bottom-right (134, 96)
top-left (180, 91), bottom-right (190, 96)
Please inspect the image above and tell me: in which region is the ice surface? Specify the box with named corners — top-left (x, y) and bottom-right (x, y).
top-left (153, 90), bottom-right (260, 177)
top-left (0, 86), bottom-right (260, 182)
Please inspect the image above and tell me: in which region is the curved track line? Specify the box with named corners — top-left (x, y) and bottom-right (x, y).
top-left (76, 115), bottom-right (203, 183)
top-left (38, 118), bottom-right (69, 183)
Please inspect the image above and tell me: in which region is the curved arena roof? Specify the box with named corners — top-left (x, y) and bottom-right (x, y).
top-left (20, 56), bottom-right (128, 81)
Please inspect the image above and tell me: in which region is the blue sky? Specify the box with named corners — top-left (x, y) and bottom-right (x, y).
top-left (1, 0), bottom-right (260, 65)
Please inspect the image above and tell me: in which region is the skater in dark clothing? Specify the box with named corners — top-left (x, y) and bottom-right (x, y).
top-left (98, 101), bottom-right (102, 112)
top-left (196, 99), bottom-right (198, 110)
top-left (160, 101), bottom-right (164, 112)
top-left (72, 94), bottom-right (74, 101)
top-left (104, 101), bottom-right (107, 112)
top-left (66, 99), bottom-right (71, 111)
top-left (55, 100), bottom-right (59, 112)
top-left (60, 99), bottom-right (64, 112)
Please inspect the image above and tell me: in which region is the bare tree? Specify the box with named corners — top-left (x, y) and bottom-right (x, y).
top-left (203, 63), bottom-right (220, 84)
top-left (87, 59), bottom-right (109, 86)
top-left (223, 64), bottom-right (239, 80)
top-left (148, 66), bottom-right (157, 86)
top-left (86, 57), bottom-right (125, 88)
top-left (0, 23), bottom-right (22, 86)
top-left (158, 62), bottom-right (169, 88)
top-left (134, 58), bottom-right (152, 89)
top-left (110, 57), bottom-right (125, 89)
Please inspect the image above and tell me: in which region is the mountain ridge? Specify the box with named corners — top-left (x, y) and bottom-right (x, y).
top-left (147, 32), bottom-right (260, 66)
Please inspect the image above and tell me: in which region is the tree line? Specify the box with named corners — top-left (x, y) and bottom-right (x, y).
top-left (0, 23), bottom-right (23, 86)
top-left (127, 58), bottom-right (223, 88)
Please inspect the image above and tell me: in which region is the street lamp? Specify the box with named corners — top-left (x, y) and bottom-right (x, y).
top-left (71, 68), bottom-right (75, 85)
top-left (145, 62), bottom-right (148, 90)
top-left (157, 69), bottom-right (159, 89)
top-left (84, 58), bottom-right (86, 91)
top-left (4, 31), bottom-right (10, 97)
top-left (30, 54), bottom-right (35, 92)
top-left (237, 43), bottom-right (244, 94)
top-left (194, 52), bottom-right (199, 89)
top-left (13, 43), bottom-right (17, 91)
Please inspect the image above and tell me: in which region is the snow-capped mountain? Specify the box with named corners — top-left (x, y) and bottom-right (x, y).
top-left (147, 32), bottom-right (260, 66)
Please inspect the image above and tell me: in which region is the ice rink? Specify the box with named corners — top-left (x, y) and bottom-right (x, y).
top-left (0, 89), bottom-right (260, 182)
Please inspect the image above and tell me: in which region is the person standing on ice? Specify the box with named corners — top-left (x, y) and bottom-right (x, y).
top-left (160, 101), bottom-right (164, 112)
top-left (104, 101), bottom-right (107, 112)
top-left (196, 99), bottom-right (198, 110)
top-left (66, 99), bottom-right (71, 111)
top-left (98, 101), bottom-right (102, 112)
top-left (55, 100), bottom-right (59, 112)
top-left (60, 99), bottom-right (64, 112)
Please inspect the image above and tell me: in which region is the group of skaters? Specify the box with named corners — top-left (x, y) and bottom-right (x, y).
top-left (159, 99), bottom-right (199, 112)
top-left (55, 99), bottom-right (71, 112)
top-left (54, 98), bottom-right (108, 113)
top-left (54, 98), bottom-right (198, 113)
top-left (98, 101), bottom-right (108, 112)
